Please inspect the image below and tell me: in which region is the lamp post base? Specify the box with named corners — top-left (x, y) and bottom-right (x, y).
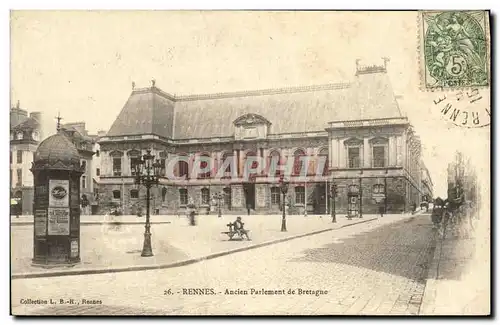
top-left (141, 231), bottom-right (154, 257)
top-left (281, 218), bottom-right (287, 232)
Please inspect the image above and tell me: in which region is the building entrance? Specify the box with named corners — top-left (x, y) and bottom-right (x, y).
top-left (314, 184), bottom-right (328, 214)
top-left (243, 183), bottom-right (255, 210)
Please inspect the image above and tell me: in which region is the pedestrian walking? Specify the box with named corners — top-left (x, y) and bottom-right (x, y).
top-left (378, 205), bottom-right (384, 218)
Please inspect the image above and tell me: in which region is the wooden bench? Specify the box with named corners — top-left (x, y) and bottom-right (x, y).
top-left (221, 223), bottom-right (251, 240)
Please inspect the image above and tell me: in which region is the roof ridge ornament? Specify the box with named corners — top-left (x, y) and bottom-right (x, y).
top-left (355, 58), bottom-right (389, 75)
top-left (55, 112), bottom-right (63, 132)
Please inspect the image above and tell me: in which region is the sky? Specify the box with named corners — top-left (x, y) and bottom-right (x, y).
top-left (10, 11), bottom-right (491, 198)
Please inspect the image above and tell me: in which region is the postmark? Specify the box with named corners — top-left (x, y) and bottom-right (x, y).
top-left (419, 11), bottom-right (490, 90)
top-left (432, 87), bottom-right (490, 128)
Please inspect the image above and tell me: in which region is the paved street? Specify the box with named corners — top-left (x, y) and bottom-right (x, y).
top-left (12, 213), bottom-right (438, 315)
top-left (12, 213), bottom-right (376, 276)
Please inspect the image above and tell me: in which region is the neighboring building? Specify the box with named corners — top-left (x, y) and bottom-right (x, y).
top-left (59, 122), bottom-right (97, 215)
top-left (420, 161), bottom-right (434, 202)
top-left (98, 61), bottom-right (429, 215)
top-left (447, 151), bottom-right (479, 207)
top-left (10, 102), bottom-right (42, 215)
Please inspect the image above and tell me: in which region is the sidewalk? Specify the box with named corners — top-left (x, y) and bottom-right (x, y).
top-left (419, 217), bottom-right (490, 315)
top-left (11, 213), bottom-right (401, 279)
top-left (11, 214), bottom-right (172, 226)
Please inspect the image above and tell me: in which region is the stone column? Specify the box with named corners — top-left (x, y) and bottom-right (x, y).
top-left (338, 139), bottom-right (345, 168)
top-left (363, 138), bottom-right (370, 168)
top-left (388, 136), bottom-right (395, 167)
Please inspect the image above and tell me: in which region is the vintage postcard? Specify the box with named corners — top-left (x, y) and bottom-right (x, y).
top-left (10, 10), bottom-right (490, 316)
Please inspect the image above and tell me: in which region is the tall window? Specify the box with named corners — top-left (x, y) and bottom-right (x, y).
top-left (348, 147), bottom-right (361, 168)
top-left (295, 186), bottom-right (305, 204)
top-left (245, 151), bottom-right (258, 179)
top-left (81, 176), bottom-right (86, 189)
top-left (9, 151), bottom-right (12, 164)
top-left (293, 149), bottom-right (306, 176)
top-left (201, 188), bottom-right (210, 205)
top-left (81, 160), bottom-right (87, 170)
top-left (95, 150), bottom-right (100, 157)
top-left (268, 150), bottom-right (282, 177)
top-left (160, 158), bottom-right (166, 176)
top-left (130, 157), bottom-right (141, 176)
top-left (113, 190), bottom-right (121, 199)
top-left (223, 187), bottom-right (232, 208)
top-left (221, 152), bottom-right (232, 176)
top-left (16, 150), bottom-right (23, 164)
top-left (130, 189), bottom-right (139, 199)
top-left (113, 158), bottom-right (122, 176)
top-left (372, 146), bottom-right (387, 167)
top-left (96, 168), bottom-right (100, 176)
top-left (198, 154), bottom-right (211, 179)
top-left (179, 189), bottom-right (188, 205)
top-left (177, 155), bottom-right (189, 179)
top-left (271, 186), bottom-right (281, 205)
top-left (373, 184), bottom-right (385, 194)
top-left (16, 169), bottom-right (22, 187)
top-left (319, 148), bottom-right (329, 176)
top-left (93, 188), bottom-right (99, 200)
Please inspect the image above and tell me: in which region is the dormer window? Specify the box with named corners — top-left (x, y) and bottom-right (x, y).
top-left (233, 113), bottom-right (271, 141)
top-left (32, 131), bottom-right (39, 141)
top-left (16, 132), bottom-right (23, 140)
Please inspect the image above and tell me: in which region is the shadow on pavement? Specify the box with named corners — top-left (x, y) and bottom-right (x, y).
top-left (291, 216), bottom-right (439, 283)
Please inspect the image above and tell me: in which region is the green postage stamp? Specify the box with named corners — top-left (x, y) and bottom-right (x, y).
top-left (420, 11), bottom-right (490, 90)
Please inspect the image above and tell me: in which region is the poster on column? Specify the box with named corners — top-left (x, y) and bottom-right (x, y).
top-left (49, 179), bottom-right (69, 207)
top-left (48, 207), bottom-right (70, 235)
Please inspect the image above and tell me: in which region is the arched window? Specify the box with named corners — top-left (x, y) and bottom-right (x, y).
top-left (245, 151), bottom-right (258, 180)
top-left (295, 186), bottom-right (305, 204)
top-left (16, 132), bottom-right (23, 140)
top-left (198, 153), bottom-right (211, 179)
top-left (268, 150), bottom-right (282, 177)
top-left (176, 154), bottom-right (189, 179)
top-left (319, 148), bottom-right (329, 176)
top-left (201, 188), bottom-right (210, 205)
top-left (270, 186), bottom-right (281, 205)
top-left (221, 152), bottom-right (232, 176)
top-left (130, 189), bottom-right (139, 199)
top-left (293, 149), bottom-right (306, 176)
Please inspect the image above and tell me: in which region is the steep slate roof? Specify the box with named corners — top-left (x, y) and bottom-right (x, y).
top-left (12, 116), bottom-right (40, 131)
top-left (106, 69), bottom-right (402, 140)
top-left (107, 88), bottom-right (175, 138)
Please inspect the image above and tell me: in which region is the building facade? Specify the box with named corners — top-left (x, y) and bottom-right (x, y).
top-left (10, 103), bottom-right (42, 215)
top-left (59, 122), bottom-right (100, 215)
top-left (98, 63), bottom-right (430, 215)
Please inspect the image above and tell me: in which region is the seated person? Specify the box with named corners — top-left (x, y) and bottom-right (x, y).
top-left (233, 216), bottom-right (250, 240)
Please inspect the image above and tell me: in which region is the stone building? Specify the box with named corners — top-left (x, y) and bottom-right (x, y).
top-left (10, 102), bottom-right (42, 215)
top-left (420, 162), bottom-right (434, 202)
top-left (98, 62), bottom-right (429, 215)
top-left (58, 122), bottom-right (100, 215)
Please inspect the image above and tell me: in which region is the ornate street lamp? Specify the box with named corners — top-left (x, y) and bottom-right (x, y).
top-left (134, 149), bottom-right (162, 257)
top-left (279, 175), bottom-right (289, 232)
top-left (330, 182), bottom-right (337, 223)
top-left (213, 192), bottom-right (224, 218)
